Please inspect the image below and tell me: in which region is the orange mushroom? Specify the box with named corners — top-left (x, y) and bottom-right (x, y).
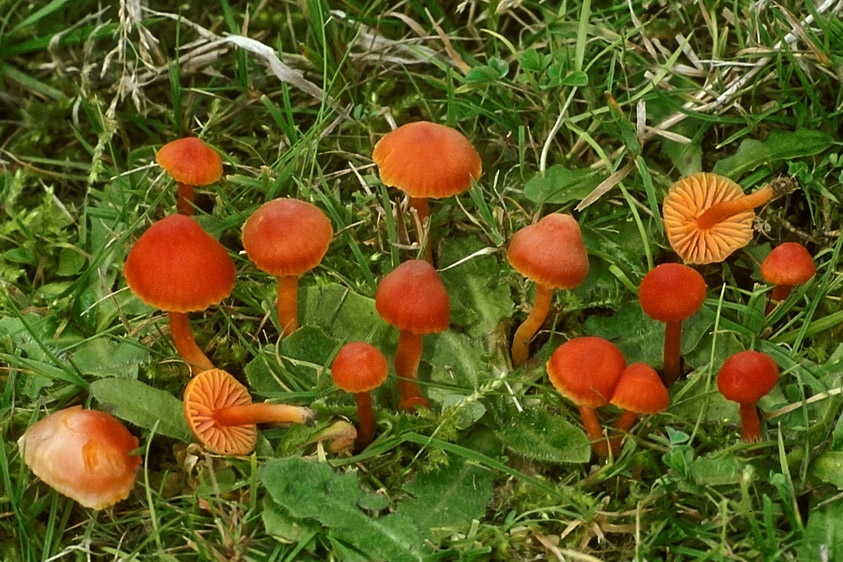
top-left (124, 215), bottom-right (236, 372)
top-left (760, 242), bottom-right (816, 304)
top-left (716, 351), bottom-right (779, 442)
top-left (156, 137), bottom-right (223, 215)
top-left (507, 214), bottom-right (589, 366)
top-left (18, 406), bottom-right (142, 509)
top-left (373, 121), bottom-right (482, 263)
top-left (331, 342), bottom-right (389, 451)
top-left (375, 260), bottom-right (450, 411)
top-left (608, 363), bottom-right (669, 455)
top-left (183, 369), bottom-right (316, 455)
top-left (242, 198), bottom-right (333, 336)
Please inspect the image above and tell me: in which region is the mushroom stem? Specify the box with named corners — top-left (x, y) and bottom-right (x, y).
top-left (214, 402), bottom-right (316, 426)
top-left (511, 283), bottom-right (554, 366)
top-left (662, 320), bottom-right (683, 386)
top-left (177, 182), bottom-right (196, 215)
top-left (409, 196), bottom-right (433, 264)
top-left (277, 275), bottom-right (299, 336)
top-left (354, 392), bottom-right (376, 451)
top-left (695, 185), bottom-right (772, 230)
top-left (579, 405), bottom-right (609, 457)
top-left (394, 331), bottom-right (429, 411)
top-left (738, 402), bottom-right (763, 443)
top-left (771, 284), bottom-right (794, 302)
top-left (609, 410), bottom-right (639, 455)
top-left (168, 311), bottom-right (215, 372)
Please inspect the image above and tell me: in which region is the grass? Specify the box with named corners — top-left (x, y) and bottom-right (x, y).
top-left (1, 0), bottom-right (843, 560)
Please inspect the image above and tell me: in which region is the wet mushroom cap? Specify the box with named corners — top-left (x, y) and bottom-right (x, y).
top-left (639, 263), bottom-right (707, 323)
top-left (760, 242), bottom-right (816, 287)
top-left (716, 351), bottom-right (779, 404)
top-left (663, 173), bottom-right (754, 264)
top-left (546, 337), bottom-right (627, 409)
top-left (18, 406), bottom-right (142, 509)
top-left (507, 214), bottom-right (589, 289)
top-left (156, 137), bottom-right (223, 186)
top-left (372, 121), bottom-right (482, 199)
top-left (610, 363), bottom-right (670, 414)
top-left (332, 342), bottom-right (389, 394)
top-left (183, 369), bottom-right (258, 456)
top-left (375, 260), bottom-right (450, 335)
top-left (124, 215), bottom-right (236, 313)
top-left (242, 199), bottom-right (333, 277)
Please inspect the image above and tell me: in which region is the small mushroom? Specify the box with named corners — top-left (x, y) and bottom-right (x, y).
top-left (375, 260), bottom-right (450, 411)
top-left (124, 215), bottom-right (236, 372)
top-left (331, 342), bottom-right (389, 451)
top-left (716, 350), bottom-right (779, 443)
top-left (609, 363), bottom-right (669, 455)
top-left (638, 263), bottom-right (706, 387)
top-left (546, 337), bottom-right (627, 457)
top-left (242, 198), bottom-right (333, 336)
top-left (18, 406), bottom-right (142, 509)
top-left (156, 137), bottom-right (223, 215)
top-left (760, 242), bottom-right (816, 306)
top-left (507, 214), bottom-right (589, 366)
top-left (183, 369), bottom-right (316, 455)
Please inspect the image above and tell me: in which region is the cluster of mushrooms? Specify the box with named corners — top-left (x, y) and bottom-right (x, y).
top-left (18, 122), bottom-right (817, 510)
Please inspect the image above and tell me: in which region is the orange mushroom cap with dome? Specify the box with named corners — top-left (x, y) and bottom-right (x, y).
top-left (331, 342), bottom-right (389, 394)
top-left (639, 263), bottom-right (706, 323)
top-left (156, 137), bottom-right (223, 187)
top-left (761, 242), bottom-right (816, 298)
top-left (375, 260), bottom-right (450, 335)
top-left (717, 351), bottom-right (779, 405)
top-left (18, 406), bottom-right (142, 509)
top-left (611, 363), bottom-right (670, 414)
top-left (547, 337), bottom-right (627, 409)
top-left (507, 214), bottom-right (589, 290)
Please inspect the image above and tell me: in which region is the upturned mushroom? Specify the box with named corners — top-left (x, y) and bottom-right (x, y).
top-left (124, 214), bottom-right (236, 372)
top-left (760, 242), bottom-right (816, 306)
top-left (638, 263), bottom-right (706, 387)
top-left (375, 259), bottom-right (450, 411)
top-left (156, 137), bottom-right (223, 215)
top-left (18, 406), bottom-right (142, 509)
top-left (242, 198), bottom-right (333, 336)
top-left (609, 363), bottom-right (669, 455)
top-left (331, 342), bottom-right (389, 451)
top-left (507, 214), bottom-right (589, 366)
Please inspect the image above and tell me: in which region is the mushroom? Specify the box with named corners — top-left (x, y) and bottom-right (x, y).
top-left (331, 342), bottom-right (389, 451)
top-left (18, 406), bottom-right (142, 509)
top-left (124, 214), bottom-right (236, 372)
top-left (608, 363), bottom-right (669, 455)
top-left (638, 263), bottom-right (706, 387)
top-left (507, 214), bottom-right (589, 366)
top-left (716, 350), bottom-right (779, 442)
top-left (183, 369), bottom-right (316, 455)
top-left (375, 259), bottom-right (450, 411)
top-left (242, 198), bottom-right (333, 336)
top-left (156, 137), bottom-right (223, 215)
top-left (760, 242), bottom-right (816, 306)
top-left (546, 337), bottom-right (627, 457)
top-left (372, 121), bottom-right (482, 263)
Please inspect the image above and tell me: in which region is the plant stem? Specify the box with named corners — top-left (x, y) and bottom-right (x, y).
top-left (168, 311), bottom-right (214, 372)
top-left (394, 331), bottom-right (429, 411)
top-left (177, 182), bottom-right (195, 215)
top-left (278, 275), bottom-right (299, 336)
top-left (511, 284), bottom-right (554, 366)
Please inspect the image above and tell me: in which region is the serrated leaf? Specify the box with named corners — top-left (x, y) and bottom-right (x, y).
top-left (89, 378), bottom-right (192, 441)
top-left (495, 406), bottom-right (591, 464)
top-left (261, 457), bottom-right (429, 562)
top-left (71, 338), bottom-right (148, 378)
top-left (523, 165), bottom-right (603, 205)
top-left (713, 129), bottom-right (834, 179)
top-left (299, 283), bottom-right (389, 344)
top-left (262, 496), bottom-right (317, 543)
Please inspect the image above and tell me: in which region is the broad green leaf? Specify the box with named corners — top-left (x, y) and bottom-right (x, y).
top-left (261, 457), bottom-right (430, 562)
top-left (690, 453), bottom-right (744, 486)
top-left (712, 129), bottom-right (834, 179)
top-left (494, 405), bottom-right (591, 464)
top-left (89, 378), bottom-right (192, 441)
top-left (809, 451), bottom-right (843, 489)
top-left (262, 496), bottom-right (317, 543)
top-left (799, 499), bottom-right (843, 562)
top-left (299, 283), bottom-right (389, 344)
top-left (71, 338), bottom-right (148, 378)
top-left (520, 48), bottom-right (551, 72)
top-left (523, 164), bottom-right (602, 204)
top-left (428, 331), bottom-right (487, 401)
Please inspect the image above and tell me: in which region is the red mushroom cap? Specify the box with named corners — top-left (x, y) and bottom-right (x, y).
top-left (124, 215), bottom-right (236, 313)
top-left (507, 214), bottom-right (589, 289)
top-left (760, 242), bottom-right (816, 288)
top-left (156, 137), bottom-right (223, 186)
top-left (610, 363), bottom-right (670, 414)
top-left (639, 263), bottom-right (706, 323)
top-left (242, 198), bottom-right (333, 277)
top-left (546, 337), bottom-right (627, 409)
top-left (18, 406), bottom-right (142, 509)
top-left (375, 260), bottom-right (450, 335)
top-left (372, 121), bottom-right (482, 199)
top-left (716, 350), bottom-right (779, 404)
top-left (331, 342), bottom-right (389, 393)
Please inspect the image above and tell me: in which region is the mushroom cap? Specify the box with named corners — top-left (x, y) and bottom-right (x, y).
top-left (546, 337), bottom-right (627, 409)
top-left (124, 215), bottom-right (236, 313)
top-left (18, 406), bottom-right (141, 509)
top-left (639, 263), bottom-right (707, 323)
top-left (717, 350), bottom-right (779, 404)
top-left (760, 242), bottom-right (816, 287)
top-left (372, 121), bottom-right (482, 199)
top-left (507, 214), bottom-right (589, 289)
top-left (156, 137), bottom-right (223, 186)
top-left (375, 260), bottom-right (450, 335)
top-left (183, 369), bottom-right (257, 456)
top-left (663, 173), bottom-right (754, 264)
top-left (610, 363), bottom-right (670, 414)
top-left (242, 198), bottom-right (333, 277)
top-left (331, 342), bottom-right (389, 393)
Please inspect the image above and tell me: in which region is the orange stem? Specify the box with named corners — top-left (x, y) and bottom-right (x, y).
top-left (354, 392), bottom-right (376, 451)
top-left (394, 331), bottom-right (429, 411)
top-left (696, 185), bottom-right (772, 230)
top-left (410, 197), bottom-right (433, 264)
top-left (609, 410), bottom-right (639, 456)
top-left (278, 275), bottom-right (299, 336)
top-left (579, 405), bottom-right (608, 457)
top-left (168, 311), bottom-right (214, 373)
top-left (214, 402), bottom-right (315, 426)
top-left (662, 320), bottom-right (683, 386)
top-left (177, 182), bottom-right (195, 215)
top-left (511, 284), bottom-right (554, 366)
top-left (771, 284), bottom-right (794, 302)
top-left (739, 402), bottom-right (762, 443)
